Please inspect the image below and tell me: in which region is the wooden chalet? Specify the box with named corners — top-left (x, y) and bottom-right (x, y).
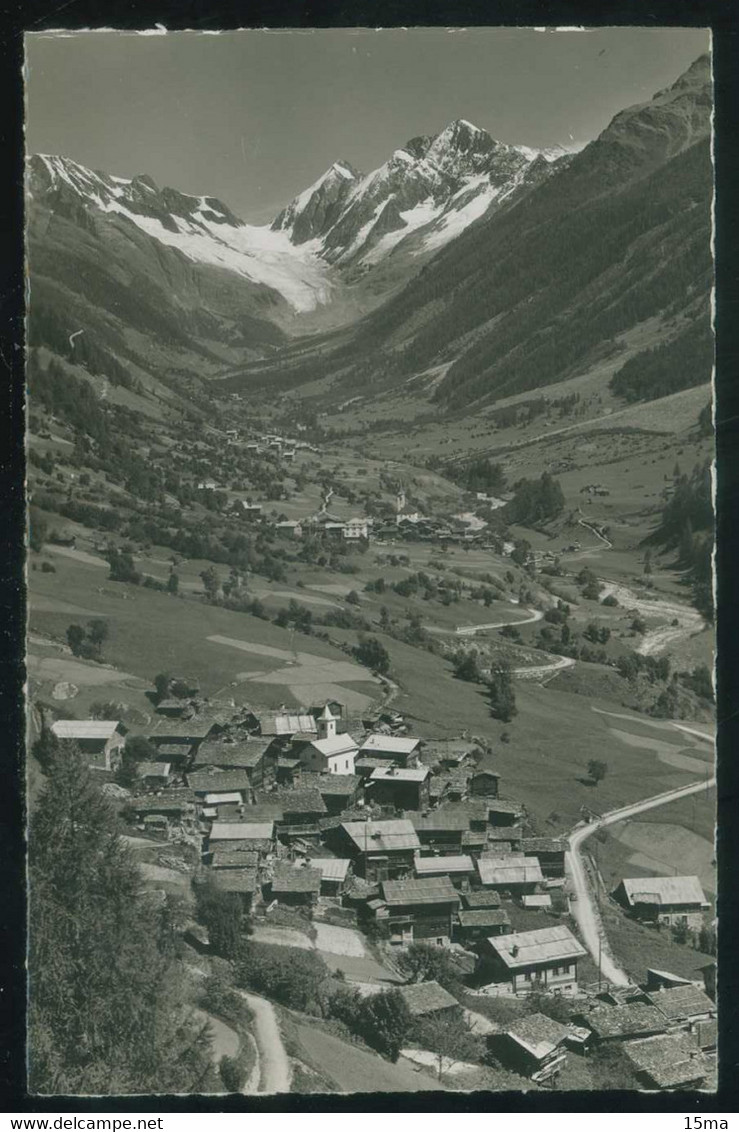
top-left (409, 803), bottom-right (488, 853)
top-left (269, 862), bottom-right (322, 907)
top-left (414, 854), bottom-right (476, 890)
top-left (367, 765), bottom-right (430, 811)
top-left (304, 857), bottom-right (351, 897)
top-left (300, 773), bottom-right (362, 814)
top-left (613, 876), bottom-right (709, 928)
top-left (212, 867), bottom-right (258, 911)
top-left (359, 734), bottom-right (422, 768)
top-left (396, 981), bottom-right (462, 1026)
top-left (191, 739), bottom-right (278, 790)
top-left (476, 854), bottom-right (544, 894)
top-left (50, 719), bottom-right (127, 772)
top-left (622, 1032), bottom-right (715, 1090)
top-left (521, 837), bottom-right (567, 879)
top-left (335, 819), bottom-right (420, 881)
top-left (478, 925), bottom-right (586, 996)
top-left (491, 1013), bottom-right (570, 1083)
top-left (646, 985), bottom-right (716, 1029)
top-left (469, 770), bottom-right (501, 798)
top-left (455, 907), bottom-right (511, 944)
top-left (571, 1003), bottom-right (666, 1045)
top-left (377, 876), bottom-right (460, 945)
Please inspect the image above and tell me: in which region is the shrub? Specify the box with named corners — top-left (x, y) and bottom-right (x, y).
top-left (235, 942), bottom-right (329, 1014)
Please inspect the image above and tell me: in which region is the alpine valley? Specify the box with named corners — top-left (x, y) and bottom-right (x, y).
top-left (26, 49), bottom-right (718, 1097)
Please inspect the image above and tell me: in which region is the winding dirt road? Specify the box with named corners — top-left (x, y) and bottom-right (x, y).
top-left (237, 990), bottom-right (292, 1095)
top-left (455, 608), bottom-right (543, 636)
top-left (566, 773), bottom-right (716, 986)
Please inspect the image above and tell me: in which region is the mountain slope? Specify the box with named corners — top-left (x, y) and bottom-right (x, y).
top-left (229, 55), bottom-right (712, 410)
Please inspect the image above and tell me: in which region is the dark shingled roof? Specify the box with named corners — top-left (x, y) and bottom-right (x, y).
top-left (300, 773), bottom-right (361, 796)
top-left (271, 864), bottom-right (322, 894)
top-left (622, 1032), bottom-right (714, 1088)
top-left (458, 909), bottom-right (511, 929)
top-left (263, 788), bottom-right (328, 816)
top-left (581, 1004), bottom-right (666, 1040)
top-left (521, 837), bottom-right (566, 855)
top-left (647, 985), bottom-right (716, 1022)
top-left (240, 804), bottom-right (285, 822)
top-left (506, 1013), bottom-right (570, 1059)
top-left (213, 868), bottom-right (258, 894)
top-left (192, 739), bottom-right (274, 769)
top-left (188, 769), bottom-right (251, 793)
top-left (409, 803), bottom-right (487, 832)
top-left (381, 877), bottom-right (460, 907)
top-left (462, 890), bottom-right (502, 909)
top-left (211, 850), bottom-right (259, 869)
top-left (396, 981), bottom-right (459, 1017)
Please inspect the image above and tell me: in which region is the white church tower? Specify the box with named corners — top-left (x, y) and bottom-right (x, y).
top-left (317, 703), bottom-right (337, 740)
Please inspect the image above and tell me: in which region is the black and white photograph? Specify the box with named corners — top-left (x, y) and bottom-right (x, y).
top-left (22, 25), bottom-right (717, 1098)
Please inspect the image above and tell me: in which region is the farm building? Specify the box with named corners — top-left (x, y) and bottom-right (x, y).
top-left (462, 890), bottom-right (502, 910)
top-left (469, 770), bottom-right (501, 798)
top-left (484, 799), bottom-right (523, 827)
top-left (187, 769), bottom-right (251, 801)
top-left (613, 876), bottom-right (709, 928)
top-left (646, 985), bottom-right (716, 1028)
top-left (304, 857), bottom-right (351, 897)
top-left (377, 877), bottom-right (460, 945)
top-left (208, 821), bottom-right (276, 851)
top-left (521, 837), bottom-right (566, 879)
top-left (490, 1013), bottom-right (570, 1083)
top-left (269, 789), bottom-right (328, 840)
top-left (257, 711), bottom-right (317, 739)
top-left (521, 894), bottom-right (552, 910)
top-left (354, 756), bottom-right (396, 780)
top-left (300, 773), bottom-right (362, 814)
top-left (455, 908), bottom-right (511, 944)
top-left (155, 699), bottom-right (188, 718)
top-left (359, 734), bottom-right (422, 767)
top-left (128, 792), bottom-right (196, 826)
top-left (409, 803), bottom-right (488, 853)
top-left (414, 854), bottom-right (476, 889)
top-left (368, 765), bottom-right (430, 810)
top-left (50, 719), bottom-right (127, 772)
top-left (212, 868), bottom-right (258, 910)
top-left (477, 925), bottom-right (586, 996)
top-left (136, 761), bottom-right (171, 787)
top-left (191, 739), bottom-right (278, 788)
top-left (210, 849), bottom-right (260, 871)
top-left (644, 968), bottom-right (698, 992)
top-left (149, 718), bottom-right (219, 751)
top-left (336, 819), bottom-right (420, 881)
top-left (396, 981), bottom-right (462, 1024)
top-left (622, 1032), bottom-right (715, 1090)
top-left (429, 771), bottom-right (469, 805)
top-left (422, 739), bottom-right (476, 770)
top-left (269, 863), bottom-right (322, 906)
top-left (476, 855), bottom-right (544, 894)
top-left (571, 1003), bottom-right (666, 1045)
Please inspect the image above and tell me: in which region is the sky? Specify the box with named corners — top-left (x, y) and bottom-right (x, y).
top-left (25, 27), bottom-right (710, 223)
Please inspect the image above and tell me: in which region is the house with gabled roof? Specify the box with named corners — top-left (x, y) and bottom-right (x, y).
top-left (646, 985), bottom-right (716, 1029)
top-left (476, 854), bottom-right (544, 894)
top-left (490, 1013), bottom-right (570, 1083)
top-left (455, 907), bottom-right (511, 944)
top-left (368, 765), bottom-right (430, 811)
top-left (613, 875), bottom-right (709, 928)
top-left (303, 857), bottom-right (351, 897)
top-left (478, 925), bottom-right (586, 996)
top-left (622, 1032), bottom-right (715, 1091)
top-left (414, 854), bottom-right (476, 888)
top-left (335, 818), bottom-right (421, 882)
top-left (359, 734), bottom-right (422, 767)
top-left (377, 876), bottom-right (460, 945)
top-left (299, 772), bottom-right (362, 813)
top-left (521, 837), bottom-right (567, 879)
top-left (191, 738), bottom-right (277, 789)
top-left (409, 802), bottom-right (488, 853)
top-left (571, 1003), bottom-right (666, 1045)
top-left (269, 862), bottom-right (322, 906)
top-left (212, 867), bottom-right (258, 910)
top-left (396, 981), bottom-right (462, 1023)
top-left (50, 719), bottom-right (127, 772)
top-left (469, 770), bottom-right (501, 798)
